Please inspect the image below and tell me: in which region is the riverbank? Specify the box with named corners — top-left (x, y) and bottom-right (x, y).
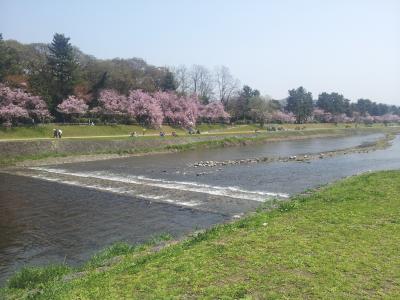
top-left (0, 123), bottom-right (375, 140)
top-left (2, 170), bottom-right (399, 299)
top-left (1, 127), bottom-right (399, 166)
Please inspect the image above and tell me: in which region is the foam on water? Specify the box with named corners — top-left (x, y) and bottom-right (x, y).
top-left (30, 167), bottom-right (289, 201)
top-left (26, 173), bottom-right (200, 208)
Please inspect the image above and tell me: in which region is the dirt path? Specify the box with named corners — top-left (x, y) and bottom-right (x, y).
top-left (0, 130), bottom-right (262, 142)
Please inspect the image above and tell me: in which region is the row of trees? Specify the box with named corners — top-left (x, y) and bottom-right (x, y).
top-left (60, 89), bottom-right (229, 127)
top-left (173, 65), bottom-right (239, 105)
top-left (223, 86), bottom-right (400, 125)
top-left (1, 33), bottom-right (399, 127)
top-left (284, 87), bottom-right (400, 124)
top-left (0, 83), bottom-right (229, 127)
top-left (0, 33), bottom-right (178, 119)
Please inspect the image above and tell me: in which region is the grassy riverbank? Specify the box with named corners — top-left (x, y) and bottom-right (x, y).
top-left (1, 126), bottom-right (398, 166)
top-left (0, 123), bottom-right (388, 140)
top-left (2, 170), bottom-right (400, 299)
top-left (0, 124), bottom-right (258, 140)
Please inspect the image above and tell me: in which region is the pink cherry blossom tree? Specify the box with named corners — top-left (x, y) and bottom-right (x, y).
top-left (373, 114), bottom-right (400, 124)
top-left (330, 113), bottom-right (354, 123)
top-left (0, 84), bottom-right (51, 125)
top-left (127, 90), bottom-right (163, 127)
top-left (57, 96), bottom-right (88, 121)
top-left (199, 101), bottom-right (230, 123)
top-left (269, 111), bottom-right (296, 123)
top-left (91, 89), bottom-right (127, 120)
top-left (0, 104), bottom-right (29, 126)
top-left (313, 108), bottom-right (332, 123)
top-left (154, 91), bottom-right (200, 128)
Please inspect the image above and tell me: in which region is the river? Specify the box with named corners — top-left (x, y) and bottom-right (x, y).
top-left (1, 133), bottom-right (400, 284)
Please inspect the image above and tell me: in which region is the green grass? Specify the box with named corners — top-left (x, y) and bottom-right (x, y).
top-left (2, 171), bottom-right (400, 299)
top-left (0, 124), bottom-right (190, 140)
top-left (0, 123), bottom-right (262, 140)
top-left (0, 123), bottom-right (391, 140)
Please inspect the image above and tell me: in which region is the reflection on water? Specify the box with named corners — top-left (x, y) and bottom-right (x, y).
top-left (1, 133), bottom-right (399, 284)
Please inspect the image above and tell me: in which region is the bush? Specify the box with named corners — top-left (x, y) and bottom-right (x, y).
top-left (85, 242), bottom-right (135, 268)
top-left (7, 265), bottom-right (71, 289)
top-left (278, 200), bottom-right (299, 212)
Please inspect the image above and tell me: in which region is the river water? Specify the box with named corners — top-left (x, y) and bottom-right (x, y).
top-left (1, 133), bottom-right (400, 284)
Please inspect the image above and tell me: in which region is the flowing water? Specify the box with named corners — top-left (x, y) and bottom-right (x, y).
top-left (1, 133), bottom-right (400, 284)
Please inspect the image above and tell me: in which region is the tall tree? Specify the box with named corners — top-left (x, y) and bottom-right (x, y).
top-left (316, 92), bottom-right (350, 115)
top-left (285, 86), bottom-right (313, 123)
top-left (354, 98), bottom-right (373, 116)
top-left (161, 70), bottom-right (177, 91)
top-left (239, 85), bottom-right (259, 120)
top-left (189, 65), bottom-right (214, 104)
top-left (0, 33), bottom-right (20, 81)
top-left (47, 33), bottom-right (79, 113)
top-left (248, 96), bottom-right (273, 126)
top-left (173, 65), bottom-right (190, 94)
top-left (214, 65), bottom-right (239, 106)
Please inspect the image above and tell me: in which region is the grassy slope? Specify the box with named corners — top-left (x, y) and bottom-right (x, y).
top-left (2, 171), bottom-right (400, 299)
top-left (0, 124), bottom-right (187, 139)
top-left (0, 123), bottom-right (388, 140)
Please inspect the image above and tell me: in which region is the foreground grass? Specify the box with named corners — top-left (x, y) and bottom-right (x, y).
top-left (2, 171), bottom-right (400, 299)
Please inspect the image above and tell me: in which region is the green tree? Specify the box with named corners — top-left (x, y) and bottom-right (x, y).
top-left (47, 33), bottom-right (79, 113)
top-left (285, 86), bottom-right (313, 123)
top-left (161, 70), bottom-right (177, 91)
top-left (235, 85), bottom-right (260, 120)
top-left (316, 92), bottom-right (350, 115)
top-left (0, 33), bottom-right (20, 81)
top-left (248, 96), bottom-right (277, 126)
top-left (355, 99), bottom-right (373, 116)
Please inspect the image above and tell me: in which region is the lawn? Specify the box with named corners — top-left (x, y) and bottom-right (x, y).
top-left (2, 170), bottom-right (399, 299)
top-left (0, 124), bottom-right (188, 140)
top-left (0, 122), bottom-right (389, 140)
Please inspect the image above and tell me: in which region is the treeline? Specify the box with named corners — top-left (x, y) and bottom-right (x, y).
top-left (0, 33), bottom-right (177, 114)
top-left (1, 33), bottom-right (399, 127)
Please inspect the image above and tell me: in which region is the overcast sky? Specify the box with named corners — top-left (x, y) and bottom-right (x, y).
top-left (1, 0), bottom-right (399, 104)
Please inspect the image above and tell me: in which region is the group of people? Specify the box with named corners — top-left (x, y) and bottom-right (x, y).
top-left (129, 129), bottom-right (201, 137)
top-left (52, 128), bottom-right (63, 138)
top-left (188, 129), bottom-right (201, 134)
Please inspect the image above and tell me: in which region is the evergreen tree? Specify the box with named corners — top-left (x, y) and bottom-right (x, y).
top-left (47, 33), bottom-right (78, 113)
top-left (0, 33), bottom-right (20, 81)
top-left (161, 70), bottom-right (177, 91)
top-left (285, 86), bottom-right (313, 123)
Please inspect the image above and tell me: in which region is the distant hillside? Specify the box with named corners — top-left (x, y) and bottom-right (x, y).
top-left (3, 39), bottom-right (170, 97)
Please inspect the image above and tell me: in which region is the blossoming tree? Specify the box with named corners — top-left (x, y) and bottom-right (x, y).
top-left (127, 90), bottom-right (163, 127)
top-left (57, 95), bottom-right (88, 121)
top-left (0, 84), bottom-right (51, 126)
